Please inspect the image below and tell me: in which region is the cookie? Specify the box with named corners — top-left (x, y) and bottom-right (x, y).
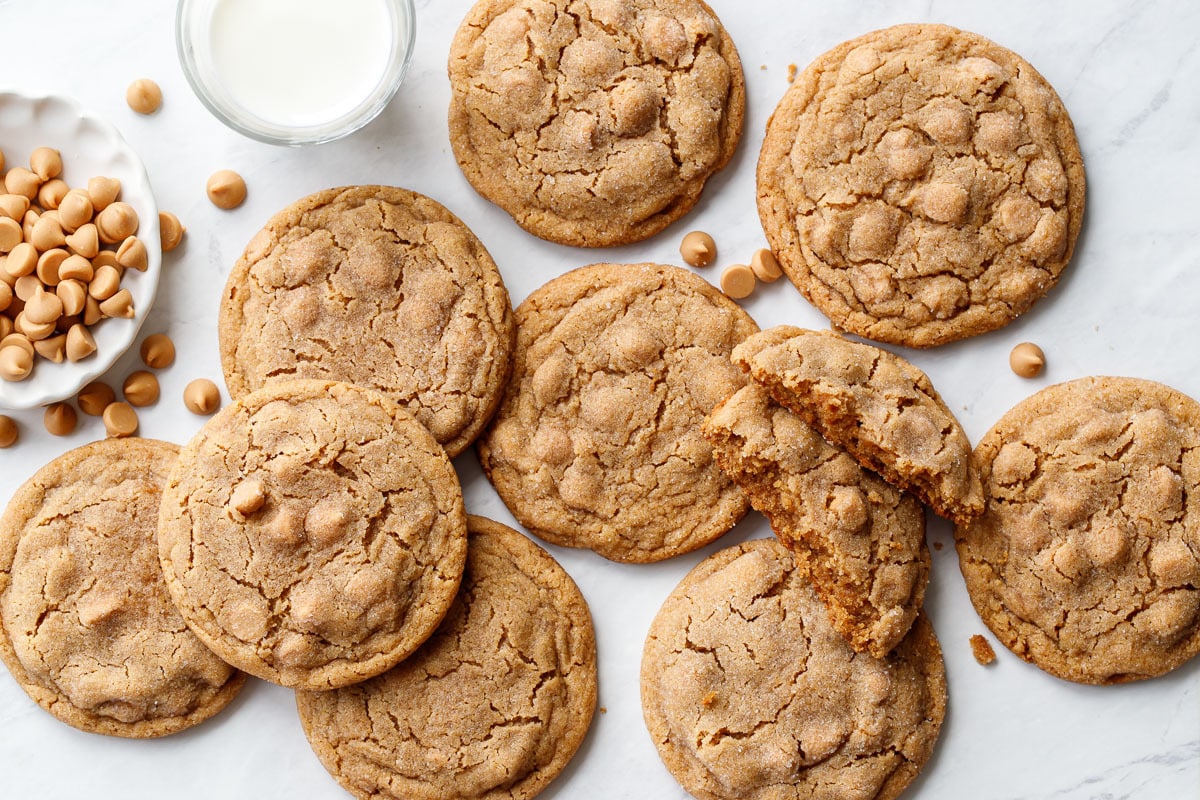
top-left (956, 376), bottom-right (1200, 684)
top-left (297, 515), bottom-right (597, 800)
top-left (218, 185), bottom-right (515, 457)
top-left (448, 0), bottom-right (745, 246)
top-left (757, 23), bottom-right (1085, 347)
top-left (702, 385), bottom-right (928, 657)
top-left (733, 326), bottom-right (983, 525)
top-left (478, 263), bottom-right (758, 563)
top-left (0, 439), bottom-right (244, 738)
top-left (158, 379), bottom-right (468, 691)
top-left (641, 539), bottom-right (946, 800)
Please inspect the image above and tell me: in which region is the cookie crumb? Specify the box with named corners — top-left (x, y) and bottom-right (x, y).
top-left (970, 634), bottom-right (996, 665)
top-left (933, 541), bottom-right (944, 551)
top-left (787, 63), bottom-right (797, 82)
top-left (599, 706), bottom-right (607, 714)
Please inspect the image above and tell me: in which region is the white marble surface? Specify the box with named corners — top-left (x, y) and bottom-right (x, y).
top-left (1, 1), bottom-right (1198, 798)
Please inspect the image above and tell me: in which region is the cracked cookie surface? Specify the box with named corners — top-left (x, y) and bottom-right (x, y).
top-left (448, 0), bottom-right (745, 246)
top-left (734, 326), bottom-right (983, 525)
top-left (478, 262), bottom-right (758, 563)
top-left (158, 379), bottom-right (467, 691)
top-left (956, 376), bottom-right (1200, 684)
top-left (297, 515), bottom-right (597, 800)
top-left (703, 385), bottom-right (928, 657)
top-left (641, 538), bottom-right (946, 800)
top-left (0, 439), bottom-right (244, 737)
top-left (757, 23), bottom-right (1085, 347)
top-left (219, 185), bottom-right (515, 458)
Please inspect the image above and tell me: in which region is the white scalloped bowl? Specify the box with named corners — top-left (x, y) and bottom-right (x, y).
top-left (0, 91), bottom-right (161, 410)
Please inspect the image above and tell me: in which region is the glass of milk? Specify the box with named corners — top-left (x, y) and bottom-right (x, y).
top-left (177, 0), bottom-right (415, 145)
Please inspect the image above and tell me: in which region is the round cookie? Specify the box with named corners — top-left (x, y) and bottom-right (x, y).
top-left (219, 185), bottom-right (515, 457)
top-left (733, 326), bottom-right (984, 526)
top-left (158, 379), bottom-right (468, 691)
top-left (0, 439), bottom-right (244, 738)
top-left (757, 23), bottom-right (1085, 348)
top-left (448, 0), bottom-right (745, 247)
top-left (641, 539), bottom-right (946, 800)
top-left (477, 263), bottom-right (758, 563)
top-left (702, 384), bottom-right (928, 658)
top-left (956, 376), bottom-right (1200, 684)
top-left (297, 515), bottom-right (597, 800)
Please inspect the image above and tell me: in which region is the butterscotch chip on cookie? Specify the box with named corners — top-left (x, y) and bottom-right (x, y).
top-left (297, 515), bottom-right (597, 800)
top-left (956, 376), bottom-right (1200, 684)
top-left (757, 23), bottom-right (1085, 348)
top-left (641, 539), bottom-right (946, 800)
top-left (0, 439), bottom-right (244, 737)
top-left (448, 0), bottom-right (745, 246)
top-left (478, 263), bottom-right (758, 563)
top-left (703, 385), bottom-right (928, 657)
top-left (734, 326), bottom-right (984, 525)
top-left (158, 379), bottom-right (468, 691)
top-left (219, 185), bottom-right (515, 457)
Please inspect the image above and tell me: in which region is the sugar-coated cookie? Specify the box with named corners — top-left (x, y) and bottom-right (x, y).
top-left (957, 376), bottom-right (1200, 683)
top-left (758, 23), bottom-right (1085, 347)
top-left (158, 379), bottom-right (467, 691)
top-left (448, 0), bottom-right (745, 246)
top-left (0, 439), bottom-right (244, 737)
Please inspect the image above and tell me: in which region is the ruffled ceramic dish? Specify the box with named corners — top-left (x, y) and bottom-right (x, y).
top-left (0, 90), bottom-right (161, 410)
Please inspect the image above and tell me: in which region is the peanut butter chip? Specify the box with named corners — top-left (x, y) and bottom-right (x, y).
top-left (720, 263), bottom-right (756, 299)
top-left (29, 147), bottom-right (62, 181)
top-left (77, 381), bottom-right (116, 416)
top-left (65, 323), bottom-right (97, 361)
top-left (0, 414), bottom-right (17, 447)
top-left (206, 170), bottom-right (247, 210)
top-left (87, 176), bottom-right (121, 211)
top-left (95, 202), bottom-right (138, 244)
top-left (99, 288), bottom-right (135, 319)
top-left (115, 236), bottom-right (148, 271)
top-left (102, 401), bottom-right (138, 437)
top-left (183, 378), bottom-right (221, 415)
top-left (750, 248), bottom-right (783, 282)
top-left (1009, 341), bottom-right (1045, 378)
top-left (230, 479), bottom-right (267, 516)
top-left (43, 402), bottom-right (77, 436)
top-left (140, 333), bottom-right (175, 368)
top-left (158, 211), bottom-right (185, 251)
top-left (0, 345), bottom-right (33, 380)
top-left (122, 370), bottom-right (160, 406)
top-left (680, 231), bottom-right (717, 267)
top-left (126, 78), bottom-right (163, 114)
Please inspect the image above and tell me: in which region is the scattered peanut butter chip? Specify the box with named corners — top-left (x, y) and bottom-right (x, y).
top-left (43, 402), bottom-right (77, 436)
top-left (207, 169), bottom-right (247, 210)
top-left (680, 231), bottom-right (716, 267)
top-left (78, 381), bottom-right (116, 416)
top-left (0, 414), bottom-right (17, 447)
top-left (183, 378), bottom-right (221, 415)
top-left (719, 263), bottom-right (756, 299)
top-left (140, 333), bottom-right (175, 368)
top-left (230, 478), bottom-right (266, 516)
top-left (123, 370), bottom-right (160, 407)
top-left (158, 211), bottom-right (185, 251)
top-left (750, 248), bottom-right (783, 282)
top-left (126, 78), bottom-right (163, 114)
top-left (102, 401), bottom-right (138, 437)
top-left (970, 634), bottom-right (997, 665)
top-left (1009, 342), bottom-right (1045, 378)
